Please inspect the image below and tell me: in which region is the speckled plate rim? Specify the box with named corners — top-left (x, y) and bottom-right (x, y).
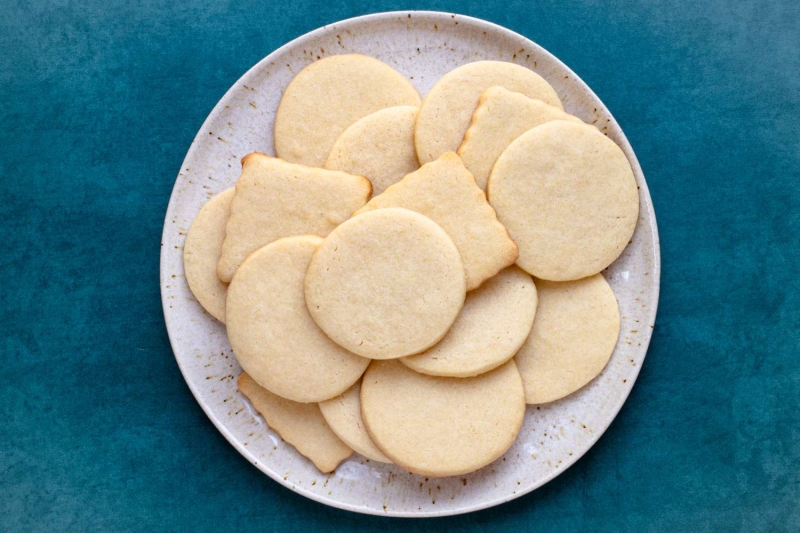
top-left (160, 10), bottom-right (661, 517)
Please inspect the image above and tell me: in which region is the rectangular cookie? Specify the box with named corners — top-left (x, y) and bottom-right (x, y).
top-left (238, 372), bottom-right (353, 473)
top-left (217, 153), bottom-right (371, 282)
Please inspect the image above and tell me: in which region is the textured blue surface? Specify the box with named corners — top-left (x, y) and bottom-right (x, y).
top-left (1, 1), bottom-right (798, 531)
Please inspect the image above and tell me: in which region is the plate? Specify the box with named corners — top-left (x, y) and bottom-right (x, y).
top-left (160, 11), bottom-right (660, 517)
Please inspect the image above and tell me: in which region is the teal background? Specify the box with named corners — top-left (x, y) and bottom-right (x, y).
top-left (1, 0), bottom-right (798, 531)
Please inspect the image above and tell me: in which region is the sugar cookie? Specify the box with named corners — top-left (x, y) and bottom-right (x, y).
top-left (325, 106), bottom-right (420, 196)
top-left (305, 208), bottom-right (465, 360)
top-left (238, 373), bottom-right (352, 473)
top-left (183, 188), bottom-right (233, 322)
top-left (515, 274), bottom-right (620, 404)
top-left (318, 380), bottom-right (392, 463)
top-left (488, 121), bottom-right (639, 281)
top-left (275, 54), bottom-right (421, 167)
top-left (402, 267), bottom-right (537, 378)
top-left (458, 86), bottom-right (583, 189)
top-left (216, 153), bottom-right (371, 282)
top-left (354, 152), bottom-right (517, 290)
top-left (415, 61), bottom-right (562, 164)
top-left (227, 236), bottom-right (369, 403)
top-left (361, 360), bottom-right (525, 477)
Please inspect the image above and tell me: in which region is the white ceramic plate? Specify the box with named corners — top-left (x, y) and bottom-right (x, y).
top-left (160, 11), bottom-right (660, 517)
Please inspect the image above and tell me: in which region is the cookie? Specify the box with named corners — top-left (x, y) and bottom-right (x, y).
top-left (274, 54), bottom-right (421, 167)
top-left (414, 61), bottom-right (562, 164)
top-left (227, 236), bottom-right (369, 403)
top-left (458, 86), bottom-right (584, 190)
top-left (238, 373), bottom-right (352, 473)
top-left (305, 207), bottom-right (466, 360)
top-left (183, 188), bottom-right (233, 323)
top-left (360, 360), bottom-right (525, 477)
top-left (515, 274), bottom-right (620, 404)
top-left (487, 121), bottom-right (639, 281)
top-left (325, 105), bottom-right (420, 196)
top-left (354, 152), bottom-right (517, 290)
top-left (216, 153), bottom-right (371, 282)
top-left (318, 380), bottom-right (392, 463)
top-left (401, 267), bottom-right (537, 378)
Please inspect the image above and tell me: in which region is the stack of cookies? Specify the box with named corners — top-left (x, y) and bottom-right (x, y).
top-left (183, 54), bottom-right (639, 477)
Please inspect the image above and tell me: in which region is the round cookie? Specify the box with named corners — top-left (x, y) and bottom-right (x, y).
top-left (183, 188), bottom-right (234, 323)
top-left (226, 235), bottom-right (369, 403)
top-left (515, 274), bottom-right (620, 404)
top-left (275, 54), bottom-right (421, 168)
top-left (305, 208), bottom-right (466, 360)
top-left (402, 267), bottom-right (537, 378)
top-left (414, 61), bottom-right (562, 164)
top-left (318, 380), bottom-right (392, 463)
top-left (325, 106), bottom-right (420, 196)
top-left (360, 359), bottom-right (525, 477)
top-left (488, 120), bottom-right (639, 281)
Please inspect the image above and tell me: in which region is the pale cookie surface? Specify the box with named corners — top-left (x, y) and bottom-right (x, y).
top-left (515, 274), bottom-right (620, 404)
top-left (318, 381), bottom-right (392, 463)
top-left (360, 360), bottom-right (525, 477)
top-left (354, 153), bottom-right (517, 290)
top-left (414, 61), bottom-right (562, 164)
top-left (274, 54), bottom-right (421, 167)
top-left (325, 106), bottom-right (420, 196)
top-left (216, 153), bottom-right (371, 282)
top-left (305, 208), bottom-right (466, 360)
top-left (402, 267), bottom-right (537, 378)
top-left (488, 121), bottom-right (639, 281)
top-left (227, 236), bottom-right (369, 403)
top-left (458, 86), bottom-right (584, 190)
top-left (183, 188), bottom-right (233, 323)
top-left (238, 373), bottom-right (353, 473)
